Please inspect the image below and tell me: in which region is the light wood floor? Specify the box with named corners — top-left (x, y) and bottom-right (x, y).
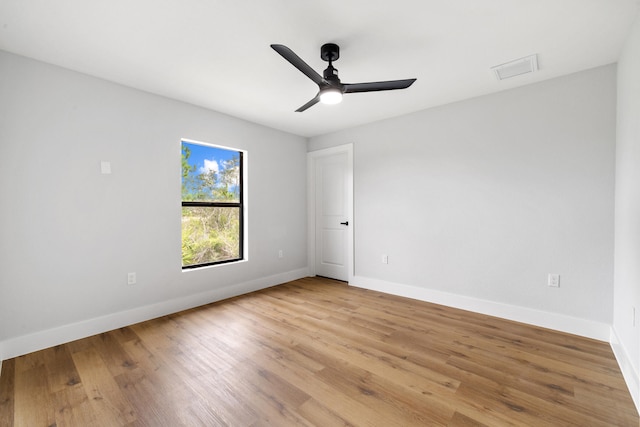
top-left (1, 276), bottom-right (638, 426)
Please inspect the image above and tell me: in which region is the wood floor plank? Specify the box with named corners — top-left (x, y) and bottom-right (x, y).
top-left (226, 306), bottom-right (424, 426)
top-left (83, 331), bottom-right (140, 380)
top-left (218, 363), bottom-right (314, 426)
top-left (0, 359), bottom-right (15, 427)
top-left (42, 345), bottom-right (82, 394)
top-left (51, 382), bottom-right (101, 426)
top-left (292, 318), bottom-right (461, 399)
top-left (297, 397), bottom-right (356, 427)
top-left (13, 363), bottom-right (56, 427)
top-left (116, 337), bottom-right (204, 426)
top-left (315, 362), bottom-right (451, 425)
top-left (71, 347), bottom-right (137, 425)
top-left (0, 277), bottom-right (638, 426)
top-left (447, 410), bottom-right (490, 427)
top-left (182, 371), bottom-right (260, 426)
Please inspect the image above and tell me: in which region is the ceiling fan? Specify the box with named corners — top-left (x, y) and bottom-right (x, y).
top-left (271, 43), bottom-right (417, 112)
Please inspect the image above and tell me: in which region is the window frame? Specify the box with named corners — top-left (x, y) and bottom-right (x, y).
top-left (181, 142), bottom-right (244, 270)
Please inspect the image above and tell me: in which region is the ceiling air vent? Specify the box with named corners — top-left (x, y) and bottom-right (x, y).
top-left (491, 54), bottom-right (538, 80)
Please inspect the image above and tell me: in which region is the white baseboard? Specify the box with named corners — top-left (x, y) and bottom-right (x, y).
top-left (0, 268), bottom-right (308, 362)
top-left (350, 275), bottom-right (611, 341)
top-left (610, 327), bottom-right (640, 413)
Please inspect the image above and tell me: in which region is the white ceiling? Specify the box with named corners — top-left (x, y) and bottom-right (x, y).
top-left (1, 0), bottom-right (638, 137)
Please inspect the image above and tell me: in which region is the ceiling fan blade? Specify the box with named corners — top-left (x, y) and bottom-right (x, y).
top-left (343, 78), bottom-right (416, 93)
top-left (295, 94), bottom-right (321, 112)
top-left (271, 44), bottom-right (324, 86)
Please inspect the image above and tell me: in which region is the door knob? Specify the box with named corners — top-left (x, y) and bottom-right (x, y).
top-left (340, 221), bottom-right (349, 226)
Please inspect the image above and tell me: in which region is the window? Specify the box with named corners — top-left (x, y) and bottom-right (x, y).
top-left (181, 140), bottom-right (244, 268)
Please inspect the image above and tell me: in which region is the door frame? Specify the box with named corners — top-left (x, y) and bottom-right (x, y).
top-left (307, 144), bottom-right (354, 282)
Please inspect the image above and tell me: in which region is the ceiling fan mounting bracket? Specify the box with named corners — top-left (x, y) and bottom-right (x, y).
top-left (320, 43), bottom-right (340, 63)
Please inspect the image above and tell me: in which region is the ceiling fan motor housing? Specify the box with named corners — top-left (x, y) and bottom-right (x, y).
top-left (323, 65), bottom-right (340, 83)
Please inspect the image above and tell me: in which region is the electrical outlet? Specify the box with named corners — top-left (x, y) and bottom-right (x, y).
top-left (547, 273), bottom-right (560, 288)
top-left (278, 250), bottom-right (283, 258)
top-left (382, 254), bottom-right (388, 264)
top-left (127, 272), bottom-right (136, 285)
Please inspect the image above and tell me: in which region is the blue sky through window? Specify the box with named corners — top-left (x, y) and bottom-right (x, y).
top-left (182, 140), bottom-right (241, 202)
top-left (182, 141), bottom-right (237, 176)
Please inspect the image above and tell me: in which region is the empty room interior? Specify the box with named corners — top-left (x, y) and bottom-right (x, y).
top-left (2, 1), bottom-right (640, 425)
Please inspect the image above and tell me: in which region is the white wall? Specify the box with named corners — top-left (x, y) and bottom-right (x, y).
top-left (613, 11), bottom-right (640, 410)
top-left (310, 65), bottom-right (617, 339)
top-left (0, 51), bottom-right (308, 360)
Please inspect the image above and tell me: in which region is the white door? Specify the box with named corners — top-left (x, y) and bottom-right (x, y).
top-left (311, 147), bottom-right (352, 281)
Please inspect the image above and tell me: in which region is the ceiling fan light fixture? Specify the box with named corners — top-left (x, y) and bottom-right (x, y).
top-left (319, 87), bottom-right (343, 105)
